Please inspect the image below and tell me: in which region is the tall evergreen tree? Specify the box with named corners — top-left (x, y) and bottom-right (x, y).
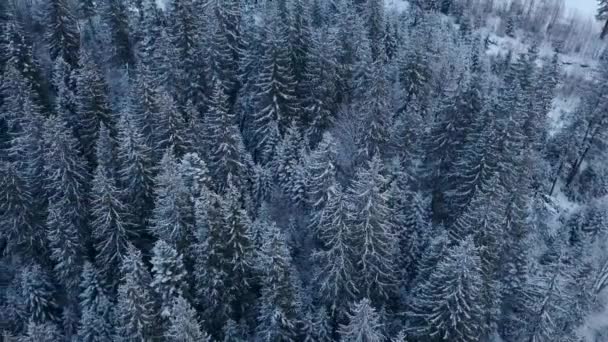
top-left (151, 240), bottom-right (188, 317)
top-left (306, 132), bottom-right (338, 230)
top-left (77, 263), bottom-right (114, 342)
top-left (149, 150), bottom-right (192, 250)
top-left (338, 298), bottom-right (385, 342)
top-left (166, 0), bottom-right (208, 112)
top-left (256, 222), bottom-right (303, 341)
top-left (165, 296), bottom-right (211, 342)
top-left (91, 124), bottom-right (131, 286)
top-left (74, 51), bottom-right (113, 170)
top-left (408, 237), bottom-right (484, 342)
top-left (102, 0), bottom-right (134, 66)
top-left (252, 2), bottom-right (298, 161)
top-left (312, 185), bottom-right (357, 319)
top-left (19, 321), bottom-right (63, 342)
top-left (20, 264), bottom-right (59, 324)
top-left (347, 156), bottom-right (398, 304)
top-left (115, 244), bottom-right (157, 341)
top-left (206, 81), bottom-right (248, 192)
top-left (43, 115), bottom-right (89, 293)
top-left (116, 108), bottom-right (154, 236)
top-left (45, 0), bottom-right (80, 66)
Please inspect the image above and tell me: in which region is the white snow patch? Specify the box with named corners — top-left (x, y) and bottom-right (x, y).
top-left (385, 0), bottom-right (409, 13)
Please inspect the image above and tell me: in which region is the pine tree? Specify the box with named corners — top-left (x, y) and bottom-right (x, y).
top-left (0, 161), bottom-right (43, 259)
top-left (289, 0), bottom-right (312, 86)
top-left (364, 0), bottom-right (385, 62)
top-left (2, 20), bottom-right (51, 112)
top-left (312, 185), bottom-right (357, 317)
top-left (338, 298), bottom-right (385, 342)
top-left (306, 132), bottom-right (338, 230)
top-left (222, 319), bottom-right (246, 342)
top-left (115, 244), bottom-right (157, 341)
top-left (154, 91), bottom-right (188, 156)
top-left (273, 120), bottom-right (306, 200)
top-left (358, 61), bottom-right (390, 160)
top-left (116, 108), bottom-right (154, 236)
top-left (165, 296), bottom-right (211, 342)
top-left (74, 51), bottom-right (113, 170)
top-left (19, 321), bottom-right (63, 342)
top-left (198, 182), bottom-right (254, 335)
top-left (408, 237), bottom-right (484, 342)
top-left (443, 107), bottom-right (499, 222)
top-left (20, 264), bottom-right (59, 324)
top-left (206, 81), bottom-right (248, 192)
top-left (256, 222), bottom-right (303, 342)
top-left (77, 263), bottom-right (114, 342)
top-left (101, 0), bottom-right (134, 66)
top-left (149, 151), bottom-right (191, 249)
top-left (45, 0), bottom-right (80, 66)
top-left (44, 115), bottom-right (89, 292)
top-left (253, 2), bottom-right (298, 160)
top-left (209, 0), bottom-right (241, 103)
top-left (166, 0), bottom-right (208, 112)
top-left (91, 124), bottom-right (131, 286)
top-left (347, 156), bottom-right (398, 303)
top-left (302, 30), bottom-right (338, 144)
top-left (151, 240), bottom-right (188, 317)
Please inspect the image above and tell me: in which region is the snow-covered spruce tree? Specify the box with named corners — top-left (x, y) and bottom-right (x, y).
top-left (256, 222), bottom-right (303, 341)
top-left (134, 0), bottom-right (161, 67)
top-left (2, 20), bottom-right (50, 111)
top-left (151, 239), bottom-right (187, 318)
top-left (197, 181), bottom-right (254, 336)
top-left (425, 46), bottom-right (486, 196)
top-left (338, 298), bottom-right (385, 342)
top-left (407, 236), bottom-right (484, 342)
top-left (43, 115), bottom-right (89, 293)
top-left (252, 1), bottom-right (298, 162)
top-left (222, 319), bottom-right (245, 342)
top-left (451, 187), bottom-right (506, 333)
top-left (397, 13), bottom-right (433, 115)
top-left (115, 244), bottom-right (158, 341)
top-left (357, 61), bottom-right (391, 160)
top-left (74, 50), bottom-right (113, 171)
top-left (346, 156), bottom-right (398, 304)
top-left (101, 0), bottom-right (134, 66)
top-left (130, 64), bottom-right (160, 148)
top-left (77, 263), bottom-right (114, 342)
top-left (363, 0), bottom-right (385, 62)
top-left (166, 0), bottom-right (208, 112)
top-left (44, 0), bottom-right (80, 66)
top-left (390, 172), bottom-right (431, 289)
top-left (19, 321), bottom-right (64, 342)
top-left (20, 264), bottom-right (59, 324)
top-left (312, 184), bottom-right (357, 319)
top-left (209, 0), bottom-right (241, 103)
top-left (116, 107), bottom-right (154, 237)
top-left (0, 161), bottom-right (44, 259)
top-left (51, 56), bottom-right (78, 134)
top-left (91, 124), bottom-right (131, 287)
top-left (306, 132), bottom-right (338, 231)
top-left (301, 30), bottom-right (338, 144)
top-left (153, 90), bottom-right (188, 157)
top-left (149, 150), bottom-right (192, 250)
top-left (443, 106), bottom-right (499, 222)
top-left (178, 152), bottom-right (210, 202)
top-left (165, 296), bottom-right (211, 342)
top-left (206, 80), bottom-right (248, 192)
top-left (272, 120), bottom-right (306, 200)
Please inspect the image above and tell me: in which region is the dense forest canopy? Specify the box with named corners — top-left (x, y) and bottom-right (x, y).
top-left (2, 0), bottom-right (608, 341)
